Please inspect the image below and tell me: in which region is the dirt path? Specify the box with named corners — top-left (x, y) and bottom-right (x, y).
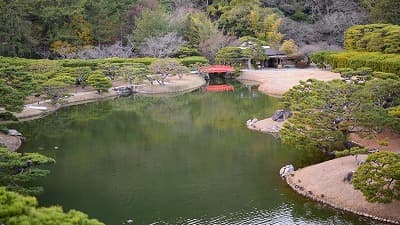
top-left (286, 155), bottom-right (400, 224)
top-left (238, 68), bottom-right (340, 97)
top-left (350, 129), bottom-right (400, 153)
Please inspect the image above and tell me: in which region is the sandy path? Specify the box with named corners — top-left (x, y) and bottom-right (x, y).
top-left (286, 155), bottom-right (400, 224)
top-left (239, 68), bottom-right (340, 97)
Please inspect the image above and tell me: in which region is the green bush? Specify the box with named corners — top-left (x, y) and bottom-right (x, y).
top-left (173, 46), bottom-right (201, 58)
top-left (372, 72), bottom-right (399, 80)
top-left (311, 51), bottom-right (400, 75)
top-left (0, 112), bottom-right (18, 121)
top-left (61, 60), bottom-right (98, 68)
top-left (215, 46), bottom-right (247, 65)
top-left (179, 56), bottom-right (209, 67)
top-left (345, 24), bottom-right (400, 54)
top-left (131, 57), bottom-right (157, 65)
top-left (335, 147), bottom-right (369, 158)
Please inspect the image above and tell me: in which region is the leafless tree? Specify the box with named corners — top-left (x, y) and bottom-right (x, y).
top-left (199, 31), bottom-right (237, 63)
top-left (299, 42), bottom-right (342, 56)
top-left (140, 32), bottom-right (186, 58)
top-left (73, 42), bottom-right (134, 59)
top-left (280, 7), bottom-right (367, 47)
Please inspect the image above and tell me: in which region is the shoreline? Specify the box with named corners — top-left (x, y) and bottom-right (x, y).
top-left (241, 68), bottom-right (399, 224)
top-left (285, 156), bottom-right (400, 224)
top-left (1, 75), bottom-right (206, 124)
top-left (0, 75), bottom-right (205, 151)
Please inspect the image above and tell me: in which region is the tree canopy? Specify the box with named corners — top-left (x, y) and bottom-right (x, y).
top-left (0, 187), bottom-right (104, 225)
top-left (0, 147), bottom-right (55, 195)
top-left (353, 152), bottom-right (400, 203)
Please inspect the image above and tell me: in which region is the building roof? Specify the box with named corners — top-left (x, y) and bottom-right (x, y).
top-left (199, 65), bottom-right (234, 73)
top-left (265, 49), bottom-right (286, 56)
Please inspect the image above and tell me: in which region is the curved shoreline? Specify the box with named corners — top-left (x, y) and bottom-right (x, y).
top-left (0, 75), bottom-right (205, 151)
top-left (284, 156), bottom-right (400, 224)
top-left (1, 75), bottom-right (205, 124)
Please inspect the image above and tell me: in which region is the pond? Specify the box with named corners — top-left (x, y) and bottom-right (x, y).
top-left (17, 86), bottom-right (388, 225)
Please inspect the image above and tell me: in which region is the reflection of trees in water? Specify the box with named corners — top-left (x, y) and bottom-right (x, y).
top-left (15, 102), bottom-right (114, 141)
top-left (17, 90), bottom-right (280, 151)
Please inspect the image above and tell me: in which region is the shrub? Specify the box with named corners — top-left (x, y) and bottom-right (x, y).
top-left (179, 56), bottom-right (209, 67)
top-left (61, 60), bottom-right (98, 68)
top-left (215, 47), bottom-right (247, 65)
top-left (131, 57), bottom-right (157, 65)
top-left (372, 72), bottom-right (399, 80)
top-left (0, 112), bottom-right (18, 121)
top-left (345, 24), bottom-right (400, 54)
top-left (311, 51), bottom-right (400, 75)
top-left (173, 46), bottom-right (201, 58)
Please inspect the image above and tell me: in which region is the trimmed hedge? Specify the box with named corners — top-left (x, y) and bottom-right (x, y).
top-left (345, 24), bottom-right (400, 54)
top-left (130, 57), bottom-right (157, 65)
top-left (311, 51), bottom-right (400, 75)
top-left (179, 56), bottom-right (209, 66)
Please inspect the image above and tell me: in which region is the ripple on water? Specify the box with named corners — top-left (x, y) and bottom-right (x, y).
top-left (147, 204), bottom-right (388, 225)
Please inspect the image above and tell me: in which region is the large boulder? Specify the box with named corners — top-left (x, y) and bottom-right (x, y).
top-left (272, 110), bottom-right (292, 122)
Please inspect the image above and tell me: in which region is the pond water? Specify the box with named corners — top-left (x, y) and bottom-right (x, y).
top-left (18, 86), bottom-right (388, 225)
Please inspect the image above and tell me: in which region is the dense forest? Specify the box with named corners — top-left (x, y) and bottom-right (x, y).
top-left (1, 0), bottom-right (399, 58)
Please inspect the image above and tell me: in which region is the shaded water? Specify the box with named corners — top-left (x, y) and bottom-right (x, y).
top-left (18, 86), bottom-right (388, 225)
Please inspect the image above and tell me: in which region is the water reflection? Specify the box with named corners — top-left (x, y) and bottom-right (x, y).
top-left (17, 87), bottom-right (387, 225)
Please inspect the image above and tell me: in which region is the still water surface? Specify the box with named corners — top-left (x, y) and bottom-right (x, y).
top-left (18, 86), bottom-right (388, 225)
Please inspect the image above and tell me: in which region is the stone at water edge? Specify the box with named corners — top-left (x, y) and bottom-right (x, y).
top-left (7, 129), bottom-right (23, 137)
top-left (246, 118), bottom-right (258, 127)
top-left (272, 110), bottom-right (292, 122)
top-left (280, 165), bottom-right (295, 177)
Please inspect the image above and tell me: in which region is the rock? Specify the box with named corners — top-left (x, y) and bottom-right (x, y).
top-left (272, 110), bottom-right (292, 122)
top-left (113, 86), bottom-right (135, 97)
top-left (280, 164), bottom-right (295, 177)
top-left (343, 171), bottom-right (355, 183)
top-left (368, 148), bottom-right (379, 153)
top-left (7, 129), bottom-right (23, 137)
top-left (246, 118), bottom-right (258, 127)
top-left (272, 110), bottom-right (284, 121)
top-left (246, 119), bottom-right (252, 126)
top-left (334, 117), bottom-right (344, 124)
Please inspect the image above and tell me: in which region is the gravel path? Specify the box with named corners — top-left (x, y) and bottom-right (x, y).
top-left (238, 68), bottom-right (340, 97)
